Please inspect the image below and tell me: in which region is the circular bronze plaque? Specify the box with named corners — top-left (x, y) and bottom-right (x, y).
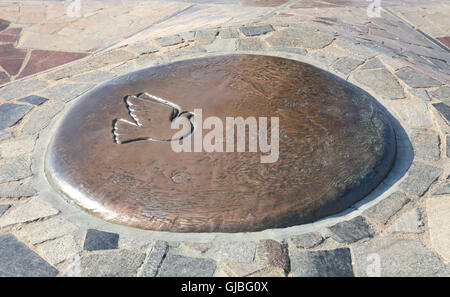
top-left (47, 55), bottom-right (395, 232)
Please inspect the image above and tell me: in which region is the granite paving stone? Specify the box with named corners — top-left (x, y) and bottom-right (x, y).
top-left (166, 45), bottom-right (207, 57)
top-left (411, 131), bottom-right (440, 161)
top-left (181, 242), bottom-right (213, 254)
top-left (0, 79), bottom-right (48, 101)
top-left (80, 249), bottom-right (146, 277)
top-left (408, 88), bottom-right (430, 101)
top-left (0, 234), bottom-right (58, 277)
top-left (215, 241), bottom-right (257, 263)
top-left (70, 71), bottom-right (116, 83)
top-left (332, 56), bottom-right (364, 75)
top-left (429, 85), bottom-right (450, 102)
top-left (141, 240), bottom-right (168, 277)
top-left (46, 50), bottom-right (135, 81)
top-left (39, 235), bottom-right (80, 265)
top-left (0, 103), bottom-right (33, 130)
top-left (447, 136), bottom-right (450, 158)
top-left (0, 180), bottom-right (36, 198)
top-left (352, 69), bottom-right (404, 99)
top-left (290, 232), bottom-right (324, 249)
top-left (309, 52), bottom-right (338, 66)
top-left (18, 95), bottom-right (49, 106)
top-left (0, 204), bottom-right (10, 216)
top-left (0, 129), bottom-right (13, 141)
top-left (360, 58), bottom-right (384, 70)
top-left (240, 25), bottom-right (274, 37)
top-left (205, 39), bottom-right (236, 52)
top-left (219, 28), bottom-right (239, 39)
top-left (181, 31), bottom-right (195, 42)
top-left (395, 66), bottom-right (442, 88)
top-left (0, 198), bottom-right (59, 227)
top-left (40, 83), bottom-right (96, 103)
top-left (432, 183), bottom-right (450, 195)
top-left (400, 162), bottom-right (443, 197)
top-left (238, 38), bottom-right (264, 51)
top-left (433, 102), bottom-right (450, 122)
top-left (389, 208), bottom-right (424, 234)
top-left (156, 34), bottom-right (184, 47)
top-left (126, 41), bottom-right (158, 56)
top-left (427, 196), bottom-right (450, 262)
top-left (266, 28), bottom-right (334, 49)
top-left (0, 157), bottom-right (32, 183)
top-left (216, 261), bottom-right (266, 277)
top-left (24, 216), bottom-right (78, 245)
top-left (21, 102), bottom-right (64, 135)
top-left (256, 240), bottom-right (290, 274)
top-left (334, 39), bottom-right (378, 58)
top-left (83, 229), bottom-right (119, 251)
top-left (289, 248), bottom-right (354, 277)
top-left (0, 135), bottom-right (37, 159)
top-left (195, 29), bottom-right (218, 45)
top-left (157, 254), bottom-right (217, 277)
top-left (328, 216), bottom-right (373, 243)
top-left (363, 192), bottom-right (410, 224)
top-left (273, 48), bottom-right (307, 55)
top-left (352, 237), bottom-right (450, 277)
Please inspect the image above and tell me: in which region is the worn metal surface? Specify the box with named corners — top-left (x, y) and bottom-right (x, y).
top-left (46, 54), bottom-right (395, 233)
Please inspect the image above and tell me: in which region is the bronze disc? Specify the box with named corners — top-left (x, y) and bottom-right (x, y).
top-left (46, 54), bottom-right (395, 232)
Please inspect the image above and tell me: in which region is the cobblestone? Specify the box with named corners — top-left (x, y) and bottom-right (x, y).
top-left (363, 192), bottom-right (410, 224)
top-left (215, 241), bottom-right (257, 263)
top-left (389, 208), bottom-right (424, 234)
top-left (266, 28), bottom-right (334, 49)
top-left (0, 135), bottom-right (36, 159)
top-left (328, 216), bottom-right (373, 243)
top-left (141, 240), bottom-right (168, 277)
top-left (24, 216), bottom-right (78, 245)
top-left (352, 69), bottom-right (404, 99)
top-left (0, 198), bottom-right (58, 227)
top-left (80, 250), bottom-right (146, 277)
top-left (290, 248), bottom-right (354, 277)
top-left (83, 229), bottom-right (119, 251)
top-left (40, 83), bottom-right (96, 103)
top-left (240, 25), bottom-right (274, 37)
top-left (0, 180), bottom-right (36, 198)
top-left (0, 234), bottom-right (58, 277)
top-left (395, 67), bottom-right (442, 88)
top-left (158, 254), bottom-right (216, 277)
top-left (0, 79), bottom-right (48, 101)
top-left (400, 162), bottom-right (443, 197)
top-left (22, 102), bottom-right (64, 134)
top-left (353, 237), bottom-right (449, 277)
top-left (0, 157), bottom-right (32, 183)
top-left (290, 232), bottom-right (324, 249)
top-left (0, 103), bottom-right (32, 130)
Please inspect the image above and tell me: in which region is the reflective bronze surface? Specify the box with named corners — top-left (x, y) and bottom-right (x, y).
top-left (47, 55), bottom-right (395, 233)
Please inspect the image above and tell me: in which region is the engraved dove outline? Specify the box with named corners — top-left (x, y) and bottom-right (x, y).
top-left (112, 92), bottom-right (195, 144)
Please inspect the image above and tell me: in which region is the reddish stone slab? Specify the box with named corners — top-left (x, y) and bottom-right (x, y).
top-left (0, 34), bottom-right (19, 43)
top-left (0, 19), bottom-right (9, 32)
top-left (0, 71), bottom-right (9, 85)
top-left (1, 28), bottom-right (21, 36)
top-left (437, 37), bottom-right (450, 48)
top-left (0, 44), bottom-right (27, 76)
top-left (18, 50), bottom-right (88, 79)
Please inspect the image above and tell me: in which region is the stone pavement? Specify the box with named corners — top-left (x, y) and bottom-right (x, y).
top-left (0, 0), bottom-right (449, 277)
